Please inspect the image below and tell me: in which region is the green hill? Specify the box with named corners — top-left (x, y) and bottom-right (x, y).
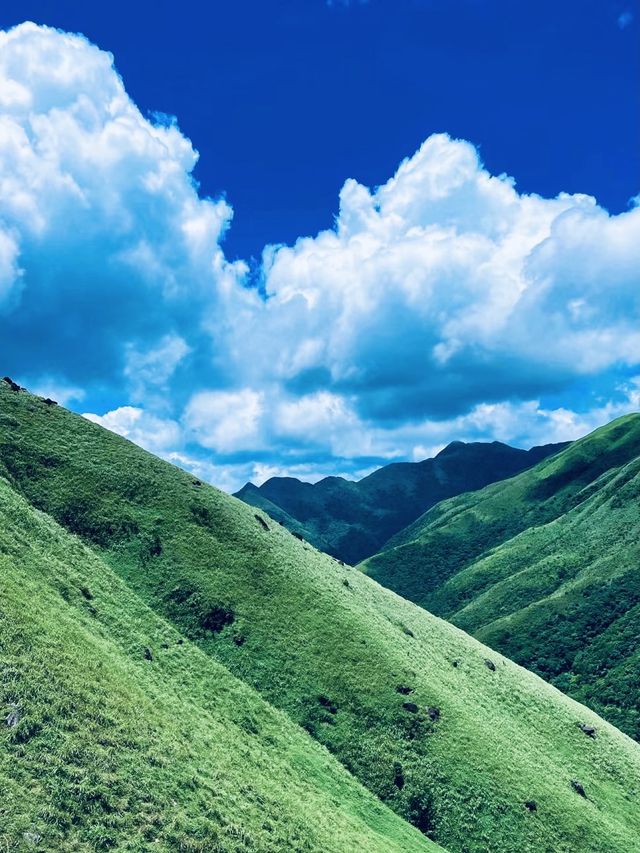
top-left (0, 479), bottom-right (435, 852)
top-left (2, 382), bottom-right (640, 853)
top-left (235, 440), bottom-right (565, 564)
top-left (363, 415), bottom-right (640, 740)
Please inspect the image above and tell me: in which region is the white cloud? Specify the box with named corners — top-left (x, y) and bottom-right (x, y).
top-left (124, 334), bottom-right (191, 403)
top-left (0, 21), bottom-right (246, 386)
top-left (83, 378), bottom-right (640, 492)
top-left (274, 391), bottom-right (371, 457)
top-left (183, 389), bottom-right (265, 453)
top-left (250, 134), bottom-right (640, 423)
top-left (83, 406), bottom-right (181, 454)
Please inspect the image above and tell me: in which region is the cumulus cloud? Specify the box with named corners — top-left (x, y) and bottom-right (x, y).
top-left (1, 23), bottom-right (639, 491)
top-left (183, 389), bottom-right (265, 453)
top-left (0, 21), bottom-right (246, 392)
top-left (83, 406), bottom-right (182, 455)
top-left (252, 134), bottom-right (640, 423)
top-left (124, 334), bottom-right (191, 404)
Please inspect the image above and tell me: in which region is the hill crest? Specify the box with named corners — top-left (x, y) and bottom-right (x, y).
top-left (236, 438), bottom-right (568, 563)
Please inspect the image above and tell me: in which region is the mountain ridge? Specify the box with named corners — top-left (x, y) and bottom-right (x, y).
top-left (235, 439), bottom-right (568, 564)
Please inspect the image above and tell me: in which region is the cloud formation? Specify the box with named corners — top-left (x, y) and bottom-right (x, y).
top-left (0, 21), bottom-right (246, 395)
top-left (2, 22), bottom-right (639, 491)
top-left (252, 134), bottom-right (640, 423)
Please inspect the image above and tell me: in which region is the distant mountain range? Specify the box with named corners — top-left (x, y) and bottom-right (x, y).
top-left (235, 440), bottom-right (568, 564)
top-left (3, 379), bottom-right (640, 851)
top-left (363, 414), bottom-right (640, 741)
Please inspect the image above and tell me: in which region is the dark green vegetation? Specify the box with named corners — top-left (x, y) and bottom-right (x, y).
top-left (236, 440), bottom-right (565, 564)
top-left (364, 415), bottom-right (640, 742)
top-left (2, 384), bottom-right (640, 852)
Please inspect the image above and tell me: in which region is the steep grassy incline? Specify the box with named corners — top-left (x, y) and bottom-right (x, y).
top-left (363, 415), bottom-right (640, 739)
top-left (2, 383), bottom-right (640, 853)
top-left (235, 440), bottom-right (566, 564)
top-left (0, 477), bottom-right (436, 853)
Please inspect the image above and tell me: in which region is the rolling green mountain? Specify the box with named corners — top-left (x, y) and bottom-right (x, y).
top-left (0, 475), bottom-right (437, 853)
top-left (2, 381), bottom-right (640, 852)
top-left (363, 414), bottom-right (640, 741)
top-left (235, 440), bottom-right (566, 564)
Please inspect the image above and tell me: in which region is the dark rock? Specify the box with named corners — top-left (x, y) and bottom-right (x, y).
top-left (401, 625), bottom-right (415, 638)
top-left (233, 634), bottom-right (246, 647)
top-left (524, 800), bottom-right (537, 812)
top-left (3, 376), bottom-right (21, 392)
top-left (191, 504), bottom-right (213, 528)
top-left (402, 701), bottom-right (419, 713)
top-left (255, 514), bottom-right (270, 532)
top-left (403, 715), bottom-right (423, 740)
top-left (451, 659), bottom-right (460, 668)
top-left (202, 605), bottom-right (235, 633)
top-left (427, 706), bottom-right (440, 722)
top-left (144, 647), bottom-right (154, 661)
top-left (318, 695), bottom-right (338, 714)
top-left (292, 531), bottom-right (304, 541)
top-left (168, 584), bottom-right (195, 604)
top-left (571, 779), bottom-right (586, 798)
top-left (80, 586), bottom-right (93, 600)
top-left (6, 705), bottom-right (20, 727)
top-left (407, 793), bottom-right (435, 836)
top-left (192, 479), bottom-right (203, 487)
top-left (149, 534), bottom-right (163, 557)
top-left (578, 723), bottom-right (597, 738)
top-left (393, 761), bottom-right (405, 789)
top-left (43, 398), bottom-right (57, 406)
top-left (396, 685), bottom-right (414, 695)
top-left (484, 658), bottom-right (496, 672)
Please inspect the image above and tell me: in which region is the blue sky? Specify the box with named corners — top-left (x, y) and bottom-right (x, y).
top-left (0, 2), bottom-right (638, 490)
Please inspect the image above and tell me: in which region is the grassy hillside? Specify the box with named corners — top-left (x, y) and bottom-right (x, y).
top-left (2, 382), bottom-right (640, 853)
top-left (0, 478), bottom-right (437, 852)
top-left (235, 440), bottom-right (566, 564)
top-left (234, 483), bottom-right (315, 545)
top-left (363, 415), bottom-right (640, 740)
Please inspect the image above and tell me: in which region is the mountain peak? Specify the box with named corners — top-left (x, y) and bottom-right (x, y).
top-left (435, 440), bottom-right (468, 458)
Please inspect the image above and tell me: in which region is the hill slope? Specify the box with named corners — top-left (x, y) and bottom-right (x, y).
top-left (235, 440), bottom-right (566, 564)
top-left (0, 477), bottom-right (437, 852)
top-left (363, 415), bottom-right (640, 740)
top-left (2, 382), bottom-right (640, 853)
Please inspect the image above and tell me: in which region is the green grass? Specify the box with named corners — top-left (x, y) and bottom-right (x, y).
top-left (2, 384), bottom-right (640, 852)
top-left (363, 415), bottom-right (640, 740)
top-left (0, 477), bottom-right (436, 853)
top-left (235, 440), bottom-right (564, 564)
